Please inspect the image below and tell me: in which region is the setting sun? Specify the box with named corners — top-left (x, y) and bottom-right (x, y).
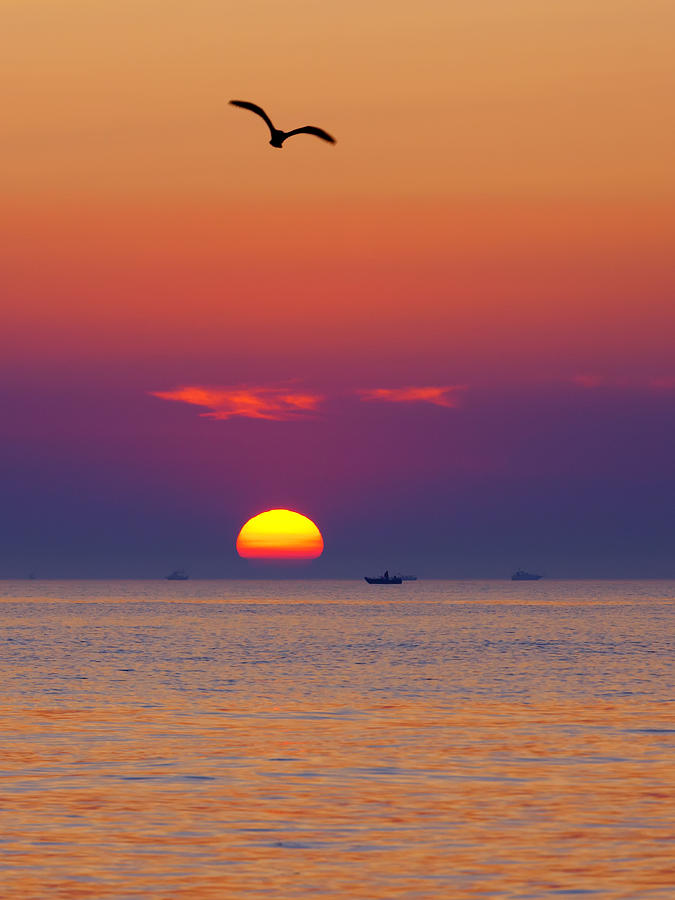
top-left (236, 509), bottom-right (324, 559)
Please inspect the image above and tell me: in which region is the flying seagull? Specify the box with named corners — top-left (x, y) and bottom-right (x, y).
top-left (229, 100), bottom-right (336, 148)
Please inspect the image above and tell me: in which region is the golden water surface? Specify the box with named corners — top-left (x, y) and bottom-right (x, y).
top-left (0, 580), bottom-right (673, 899)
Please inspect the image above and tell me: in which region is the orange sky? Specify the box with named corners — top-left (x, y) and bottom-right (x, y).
top-left (3, 1), bottom-right (674, 383)
top-left (4, 1), bottom-right (674, 200)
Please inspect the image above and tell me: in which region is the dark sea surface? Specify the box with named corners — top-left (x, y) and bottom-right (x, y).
top-left (0, 579), bottom-right (673, 899)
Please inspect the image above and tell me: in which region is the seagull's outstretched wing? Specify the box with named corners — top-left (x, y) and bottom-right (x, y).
top-left (284, 126), bottom-right (336, 144)
top-left (229, 100), bottom-right (275, 136)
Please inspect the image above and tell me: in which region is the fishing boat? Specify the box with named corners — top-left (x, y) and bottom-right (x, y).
top-left (511, 570), bottom-right (542, 581)
top-left (166, 569), bottom-right (189, 581)
top-left (364, 570), bottom-right (402, 585)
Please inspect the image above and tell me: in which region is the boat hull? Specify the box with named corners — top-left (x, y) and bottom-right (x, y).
top-left (364, 577), bottom-right (403, 584)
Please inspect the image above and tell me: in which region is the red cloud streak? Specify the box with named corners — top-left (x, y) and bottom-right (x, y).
top-left (150, 385), bottom-right (324, 421)
top-left (358, 385), bottom-right (467, 408)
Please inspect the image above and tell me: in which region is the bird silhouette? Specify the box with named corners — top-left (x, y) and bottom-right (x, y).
top-left (229, 100), bottom-right (336, 149)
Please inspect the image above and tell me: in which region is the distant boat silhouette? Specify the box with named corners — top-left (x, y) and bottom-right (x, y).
top-left (166, 570), bottom-right (189, 581)
top-left (511, 570), bottom-right (542, 581)
top-left (365, 570), bottom-right (402, 585)
top-left (229, 100), bottom-right (336, 148)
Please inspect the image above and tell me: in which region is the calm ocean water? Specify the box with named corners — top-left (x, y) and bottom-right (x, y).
top-left (0, 579), bottom-right (672, 899)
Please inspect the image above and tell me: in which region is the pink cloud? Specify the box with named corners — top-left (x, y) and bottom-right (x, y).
top-left (571, 375), bottom-right (675, 392)
top-left (650, 376), bottom-right (675, 391)
top-left (571, 374), bottom-right (606, 389)
top-left (357, 385), bottom-right (467, 408)
top-left (150, 385), bottom-right (324, 421)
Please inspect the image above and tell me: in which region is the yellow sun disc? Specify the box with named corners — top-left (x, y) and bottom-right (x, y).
top-left (236, 509), bottom-right (324, 559)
